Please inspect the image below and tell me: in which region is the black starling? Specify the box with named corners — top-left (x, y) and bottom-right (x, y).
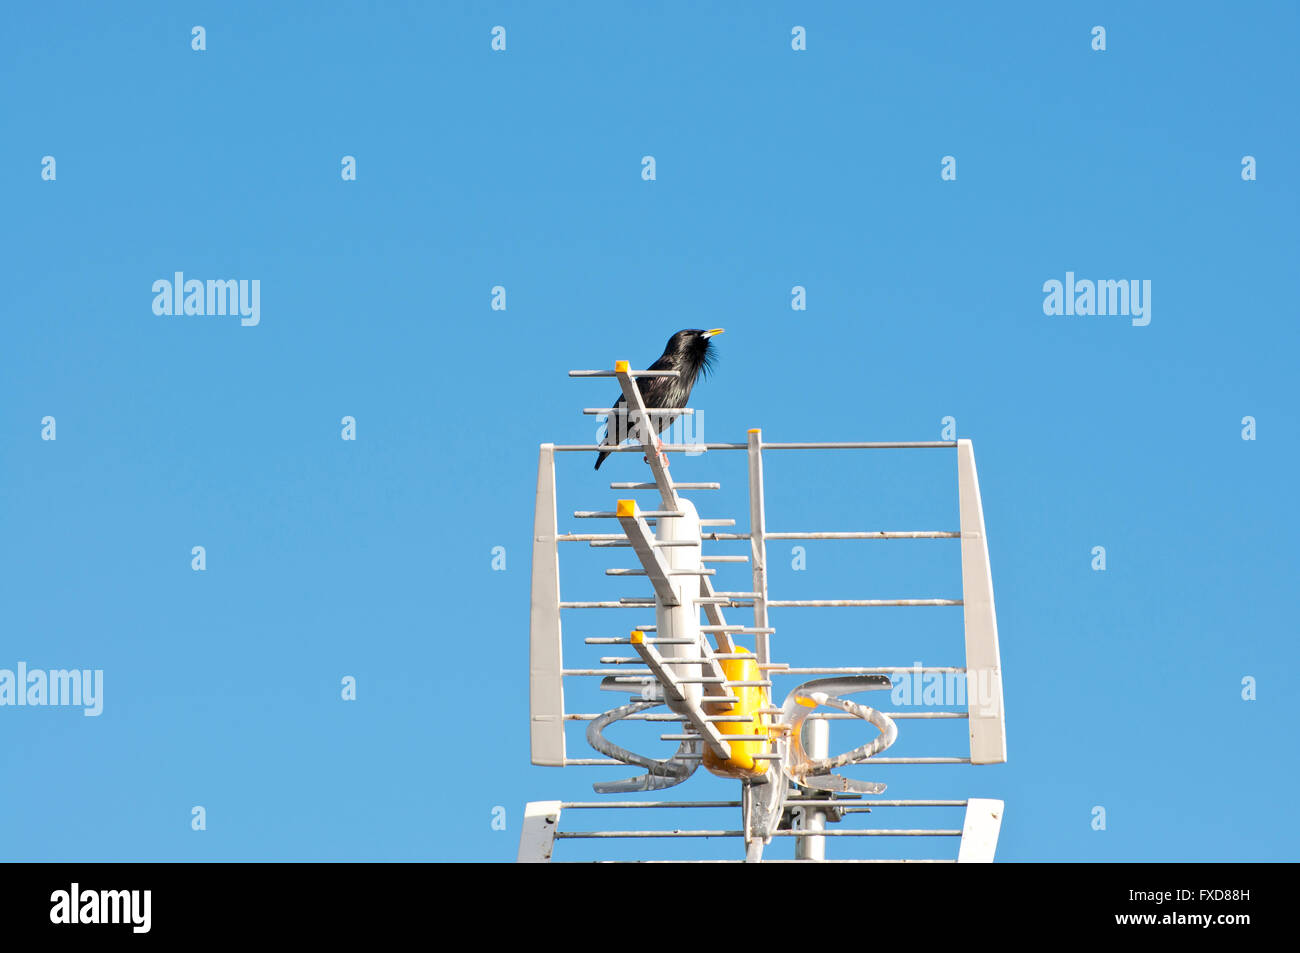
top-left (595, 328), bottom-right (723, 470)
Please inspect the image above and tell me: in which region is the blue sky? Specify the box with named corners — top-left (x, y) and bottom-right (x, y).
top-left (2, 2), bottom-right (1296, 861)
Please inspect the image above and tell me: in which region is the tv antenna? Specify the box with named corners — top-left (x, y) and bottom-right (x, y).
top-left (520, 359), bottom-right (1006, 862)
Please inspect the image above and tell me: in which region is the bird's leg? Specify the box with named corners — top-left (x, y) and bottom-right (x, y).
top-left (656, 433), bottom-right (670, 470)
top-left (642, 433), bottom-right (669, 470)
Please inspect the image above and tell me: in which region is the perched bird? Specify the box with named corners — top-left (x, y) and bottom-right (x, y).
top-left (595, 328), bottom-right (723, 469)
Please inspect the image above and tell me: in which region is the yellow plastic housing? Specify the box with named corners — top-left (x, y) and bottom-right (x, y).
top-left (702, 647), bottom-right (771, 780)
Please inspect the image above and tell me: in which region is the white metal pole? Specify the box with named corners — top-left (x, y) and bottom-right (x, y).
top-left (794, 717), bottom-right (829, 861)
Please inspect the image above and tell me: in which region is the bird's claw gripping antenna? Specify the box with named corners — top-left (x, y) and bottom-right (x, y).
top-left (642, 434), bottom-right (670, 471)
top-left (521, 356), bottom-right (1008, 863)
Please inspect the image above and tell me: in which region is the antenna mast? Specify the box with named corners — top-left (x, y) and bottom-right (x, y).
top-left (522, 360), bottom-right (1007, 862)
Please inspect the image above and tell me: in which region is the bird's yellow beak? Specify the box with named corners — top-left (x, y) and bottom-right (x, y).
top-left (705, 328), bottom-right (725, 337)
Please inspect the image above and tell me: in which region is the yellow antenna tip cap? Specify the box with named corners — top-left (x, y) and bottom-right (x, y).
top-left (616, 499), bottom-right (636, 518)
top-left (748, 428), bottom-right (761, 434)
top-left (614, 360), bottom-right (630, 372)
top-left (630, 630), bottom-right (644, 644)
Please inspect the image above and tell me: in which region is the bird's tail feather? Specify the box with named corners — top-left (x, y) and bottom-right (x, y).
top-left (594, 450), bottom-right (610, 470)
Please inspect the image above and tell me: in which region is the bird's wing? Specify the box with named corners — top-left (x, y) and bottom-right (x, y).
top-left (603, 391), bottom-right (667, 449)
